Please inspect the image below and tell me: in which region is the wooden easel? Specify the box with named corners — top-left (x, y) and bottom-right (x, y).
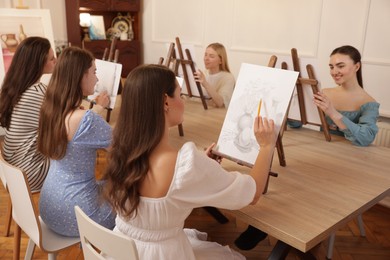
top-left (161, 37), bottom-right (209, 110)
top-left (87, 38), bottom-right (121, 122)
top-left (158, 43), bottom-right (185, 137)
top-left (267, 55), bottom-right (287, 167)
top-left (286, 48), bottom-right (331, 141)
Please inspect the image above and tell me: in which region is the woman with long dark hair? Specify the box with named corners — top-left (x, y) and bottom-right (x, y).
top-left (0, 37), bottom-right (55, 191)
top-left (37, 47), bottom-right (114, 237)
top-left (314, 45), bottom-right (380, 146)
top-left (104, 64), bottom-right (277, 259)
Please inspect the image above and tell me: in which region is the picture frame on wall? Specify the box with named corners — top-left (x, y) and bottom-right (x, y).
top-left (0, 8), bottom-right (55, 86)
top-left (89, 15), bottom-right (106, 40)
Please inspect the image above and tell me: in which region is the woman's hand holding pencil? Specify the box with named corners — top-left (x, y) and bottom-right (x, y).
top-left (254, 99), bottom-right (277, 148)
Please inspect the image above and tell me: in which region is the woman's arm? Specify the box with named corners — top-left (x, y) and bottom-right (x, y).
top-left (313, 91), bottom-right (347, 129)
top-left (313, 92), bottom-right (380, 146)
top-left (91, 92), bottom-right (110, 114)
top-left (339, 103), bottom-right (379, 146)
top-left (249, 117), bottom-right (277, 204)
top-left (194, 70), bottom-right (225, 107)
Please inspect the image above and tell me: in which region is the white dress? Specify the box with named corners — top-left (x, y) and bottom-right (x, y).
top-left (115, 142), bottom-right (256, 260)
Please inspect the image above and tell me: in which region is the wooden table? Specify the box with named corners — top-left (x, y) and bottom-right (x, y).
top-left (229, 128), bottom-right (390, 258)
top-left (166, 100), bottom-right (390, 257)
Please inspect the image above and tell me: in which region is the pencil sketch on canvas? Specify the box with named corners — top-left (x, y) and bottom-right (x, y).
top-left (214, 63), bottom-right (298, 166)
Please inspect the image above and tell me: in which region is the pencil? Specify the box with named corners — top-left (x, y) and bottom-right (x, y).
top-left (257, 99), bottom-right (262, 117)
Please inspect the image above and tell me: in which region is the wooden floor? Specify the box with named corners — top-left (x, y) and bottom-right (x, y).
top-left (1, 98), bottom-right (390, 259)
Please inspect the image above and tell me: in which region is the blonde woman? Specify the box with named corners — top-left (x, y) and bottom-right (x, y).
top-left (194, 43), bottom-right (235, 108)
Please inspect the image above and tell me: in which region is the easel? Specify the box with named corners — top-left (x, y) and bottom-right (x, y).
top-left (158, 42), bottom-right (184, 137)
top-left (161, 37), bottom-right (209, 110)
top-left (286, 48), bottom-right (331, 141)
top-left (267, 55), bottom-right (287, 168)
top-left (87, 38), bottom-right (121, 123)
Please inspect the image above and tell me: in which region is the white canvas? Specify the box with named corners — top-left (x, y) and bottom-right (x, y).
top-left (214, 63), bottom-right (298, 166)
top-left (88, 59), bottom-right (122, 109)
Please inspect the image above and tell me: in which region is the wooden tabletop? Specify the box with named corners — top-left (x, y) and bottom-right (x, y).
top-left (229, 127), bottom-right (390, 252)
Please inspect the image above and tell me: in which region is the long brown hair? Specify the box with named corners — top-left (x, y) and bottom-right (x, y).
top-left (0, 37), bottom-right (51, 129)
top-left (207, 42), bottom-right (231, 73)
top-left (331, 45), bottom-right (363, 88)
top-left (38, 47), bottom-right (94, 159)
top-left (104, 64), bottom-right (176, 219)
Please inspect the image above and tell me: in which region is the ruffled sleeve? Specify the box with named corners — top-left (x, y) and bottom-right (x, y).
top-left (72, 110), bottom-right (112, 149)
top-left (168, 142), bottom-right (256, 210)
top-left (341, 102), bottom-right (380, 146)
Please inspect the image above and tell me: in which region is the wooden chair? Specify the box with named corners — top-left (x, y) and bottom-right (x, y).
top-left (0, 153), bottom-right (80, 260)
top-left (75, 206), bottom-right (139, 260)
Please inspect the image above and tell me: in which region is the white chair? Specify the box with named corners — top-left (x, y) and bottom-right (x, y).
top-left (0, 149), bottom-right (12, 237)
top-left (0, 153), bottom-right (80, 260)
top-left (75, 205), bottom-right (139, 260)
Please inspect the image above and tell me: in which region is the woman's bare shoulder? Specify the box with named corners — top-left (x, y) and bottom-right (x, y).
top-left (361, 89), bottom-right (377, 103)
top-left (66, 109), bottom-right (88, 140)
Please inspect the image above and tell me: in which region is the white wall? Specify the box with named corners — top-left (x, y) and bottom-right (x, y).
top-left (0, 0), bottom-right (67, 45)
top-left (0, 0), bottom-right (389, 116)
top-left (142, 0), bottom-right (390, 117)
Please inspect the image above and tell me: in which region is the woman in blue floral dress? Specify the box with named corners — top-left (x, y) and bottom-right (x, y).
top-left (37, 47), bottom-right (115, 236)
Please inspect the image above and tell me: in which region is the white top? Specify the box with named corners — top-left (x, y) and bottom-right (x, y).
top-left (206, 71), bottom-right (235, 108)
top-left (115, 142), bottom-right (256, 260)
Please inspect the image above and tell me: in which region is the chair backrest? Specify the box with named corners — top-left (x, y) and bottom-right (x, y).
top-left (0, 152), bottom-right (6, 189)
top-left (0, 153), bottom-right (42, 247)
top-left (75, 206), bottom-right (139, 260)
top-left (0, 146), bottom-right (7, 189)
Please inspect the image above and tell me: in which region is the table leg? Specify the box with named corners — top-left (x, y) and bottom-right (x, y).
top-left (268, 240), bottom-right (317, 260)
top-left (203, 206), bottom-right (229, 224)
top-left (268, 240), bottom-right (291, 260)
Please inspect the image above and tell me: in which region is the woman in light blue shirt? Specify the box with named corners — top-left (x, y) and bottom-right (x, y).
top-left (236, 45), bottom-right (381, 252)
top-left (314, 45), bottom-right (379, 146)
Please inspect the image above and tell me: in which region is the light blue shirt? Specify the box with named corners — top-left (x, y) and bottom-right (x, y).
top-left (326, 102), bottom-right (380, 146)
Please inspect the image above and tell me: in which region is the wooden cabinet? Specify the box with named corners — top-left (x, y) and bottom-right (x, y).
top-left (65, 0), bottom-right (141, 77)
top-left (79, 0), bottom-right (140, 11)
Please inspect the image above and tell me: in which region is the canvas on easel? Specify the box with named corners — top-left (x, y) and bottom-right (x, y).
top-left (213, 63), bottom-right (299, 167)
top-left (88, 59), bottom-right (122, 110)
top-left (276, 48), bottom-right (331, 141)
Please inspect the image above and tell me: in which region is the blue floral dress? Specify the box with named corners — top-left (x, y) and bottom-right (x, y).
top-left (326, 102), bottom-right (380, 146)
top-left (39, 110), bottom-right (115, 237)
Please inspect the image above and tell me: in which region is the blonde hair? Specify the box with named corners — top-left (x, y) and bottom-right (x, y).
top-left (207, 43), bottom-right (231, 73)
